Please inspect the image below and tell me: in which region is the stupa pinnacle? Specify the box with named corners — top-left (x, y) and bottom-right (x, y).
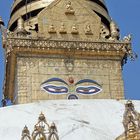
top-left (0, 0), bottom-right (133, 103)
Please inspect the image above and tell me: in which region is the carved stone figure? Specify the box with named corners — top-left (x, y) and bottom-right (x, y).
top-left (85, 24), bottom-right (93, 35)
top-left (65, 1), bottom-right (75, 15)
top-left (48, 24), bottom-right (56, 33)
top-left (71, 24), bottom-right (78, 34)
top-left (59, 23), bottom-right (67, 34)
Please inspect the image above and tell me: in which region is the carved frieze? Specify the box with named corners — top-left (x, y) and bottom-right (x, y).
top-left (6, 37), bottom-right (131, 54)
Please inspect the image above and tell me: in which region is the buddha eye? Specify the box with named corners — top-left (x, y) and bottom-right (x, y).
top-left (76, 86), bottom-right (102, 95)
top-left (41, 84), bottom-right (68, 94)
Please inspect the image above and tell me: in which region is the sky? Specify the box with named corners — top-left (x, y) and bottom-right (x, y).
top-left (0, 0), bottom-right (139, 103)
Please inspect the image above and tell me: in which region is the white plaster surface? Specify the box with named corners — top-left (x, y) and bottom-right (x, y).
top-left (0, 99), bottom-right (140, 140)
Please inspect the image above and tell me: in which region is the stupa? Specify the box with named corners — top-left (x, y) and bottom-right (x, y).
top-left (0, 0), bottom-right (139, 140)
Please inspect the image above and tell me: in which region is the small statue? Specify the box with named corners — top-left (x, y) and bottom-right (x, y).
top-left (65, 1), bottom-right (75, 15)
top-left (85, 24), bottom-right (93, 35)
top-left (59, 23), bottom-right (67, 34)
top-left (48, 24), bottom-right (56, 33)
top-left (123, 34), bottom-right (131, 42)
top-left (71, 24), bottom-right (78, 34)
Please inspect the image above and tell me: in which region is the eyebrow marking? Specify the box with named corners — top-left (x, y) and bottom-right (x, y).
top-left (76, 85), bottom-right (102, 95)
top-left (75, 79), bottom-right (101, 87)
top-left (41, 77), bottom-right (68, 85)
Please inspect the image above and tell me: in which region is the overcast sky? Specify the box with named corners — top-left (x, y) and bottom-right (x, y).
top-left (0, 0), bottom-right (140, 103)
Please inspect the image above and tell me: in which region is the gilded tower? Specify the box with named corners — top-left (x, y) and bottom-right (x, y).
top-left (1, 0), bottom-right (133, 104)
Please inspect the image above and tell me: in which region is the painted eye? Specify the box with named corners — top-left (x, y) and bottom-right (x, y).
top-left (41, 84), bottom-right (68, 94)
top-left (76, 86), bottom-right (102, 95)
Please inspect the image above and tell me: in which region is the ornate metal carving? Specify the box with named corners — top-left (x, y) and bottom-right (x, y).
top-left (21, 113), bottom-right (59, 140)
top-left (116, 100), bottom-right (140, 140)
